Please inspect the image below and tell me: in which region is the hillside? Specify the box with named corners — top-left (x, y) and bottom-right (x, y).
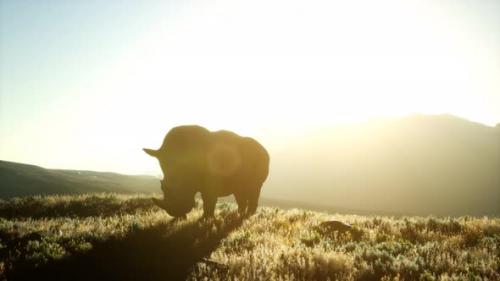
top-left (0, 160), bottom-right (159, 198)
top-left (2, 114), bottom-right (499, 216)
top-left (0, 160), bottom-right (366, 215)
top-left (1, 194), bottom-right (498, 281)
top-left (268, 114), bottom-right (500, 216)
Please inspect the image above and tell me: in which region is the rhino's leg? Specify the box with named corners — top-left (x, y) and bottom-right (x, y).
top-left (247, 185), bottom-right (262, 215)
top-left (234, 192), bottom-right (248, 214)
top-left (201, 193), bottom-right (217, 217)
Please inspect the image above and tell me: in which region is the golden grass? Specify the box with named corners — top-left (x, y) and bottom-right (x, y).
top-left (0, 194), bottom-right (498, 281)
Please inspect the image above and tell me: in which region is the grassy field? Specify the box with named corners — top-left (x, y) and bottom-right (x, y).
top-left (0, 194), bottom-right (498, 281)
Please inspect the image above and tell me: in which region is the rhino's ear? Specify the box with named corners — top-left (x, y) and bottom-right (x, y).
top-left (143, 148), bottom-right (160, 158)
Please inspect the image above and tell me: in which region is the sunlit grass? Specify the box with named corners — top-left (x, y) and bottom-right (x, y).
top-left (0, 194), bottom-right (498, 280)
top-left (191, 209), bottom-right (499, 280)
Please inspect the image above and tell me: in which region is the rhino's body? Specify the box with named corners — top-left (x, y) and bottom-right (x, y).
top-left (144, 125), bottom-right (269, 217)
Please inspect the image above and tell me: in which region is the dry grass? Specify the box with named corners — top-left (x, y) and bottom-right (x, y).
top-left (0, 194), bottom-right (498, 281)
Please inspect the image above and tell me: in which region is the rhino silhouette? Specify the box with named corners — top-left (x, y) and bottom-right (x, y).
top-left (144, 125), bottom-right (269, 218)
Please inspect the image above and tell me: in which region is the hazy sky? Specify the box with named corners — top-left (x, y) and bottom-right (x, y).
top-left (1, 0), bottom-right (499, 174)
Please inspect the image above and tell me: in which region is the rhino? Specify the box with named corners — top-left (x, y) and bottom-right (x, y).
top-left (144, 125), bottom-right (270, 218)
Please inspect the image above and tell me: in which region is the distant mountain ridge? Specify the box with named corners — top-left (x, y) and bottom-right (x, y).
top-left (267, 114), bottom-right (500, 216)
top-left (0, 160), bottom-right (159, 198)
top-left (1, 114), bottom-right (499, 216)
top-left (1, 160), bottom-right (374, 216)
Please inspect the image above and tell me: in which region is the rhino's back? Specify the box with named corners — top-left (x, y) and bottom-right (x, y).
top-left (160, 125), bottom-right (210, 155)
top-left (206, 130), bottom-right (269, 192)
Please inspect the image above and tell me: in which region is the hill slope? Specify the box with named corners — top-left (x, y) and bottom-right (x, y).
top-left (0, 160), bottom-right (369, 215)
top-left (268, 114), bottom-right (500, 216)
top-left (2, 114), bottom-right (499, 216)
top-left (1, 194), bottom-right (498, 281)
top-left (0, 160), bottom-right (159, 198)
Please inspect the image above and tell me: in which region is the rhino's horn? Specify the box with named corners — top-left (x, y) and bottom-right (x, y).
top-left (143, 148), bottom-right (160, 158)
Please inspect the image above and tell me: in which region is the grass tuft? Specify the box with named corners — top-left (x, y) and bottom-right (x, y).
top-left (0, 194), bottom-right (498, 281)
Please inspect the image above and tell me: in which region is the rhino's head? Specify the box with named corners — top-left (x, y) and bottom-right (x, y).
top-left (159, 178), bottom-right (196, 217)
top-left (143, 147), bottom-right (198, 218)
top-left (144, 126), bottom-right (210, 217)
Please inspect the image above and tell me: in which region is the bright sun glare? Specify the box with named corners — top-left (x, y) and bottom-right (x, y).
top-left (1, 0), bottom-right (499, 174)
top-left (85, 0), bottom-right (498, 135)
